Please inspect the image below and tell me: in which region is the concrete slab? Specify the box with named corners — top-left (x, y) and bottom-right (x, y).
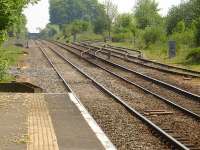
top-left (45, 94), bottom-right (105, 150)
top-left (0, 93), bottom-right (113, 150)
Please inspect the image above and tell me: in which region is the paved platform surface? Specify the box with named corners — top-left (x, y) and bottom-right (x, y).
top-left (45, 93), bottom-right (105, 150)
top-left (0, 93), bottom-right (106, 150)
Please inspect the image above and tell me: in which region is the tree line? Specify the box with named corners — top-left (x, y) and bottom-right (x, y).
top-left (0, 0), bottom-right (38, 45)
top-left (41, 0), bottom-right (199, 46)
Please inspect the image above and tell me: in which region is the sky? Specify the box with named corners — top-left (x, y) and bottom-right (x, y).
top-left (23, 0), bottom-right (182, 33)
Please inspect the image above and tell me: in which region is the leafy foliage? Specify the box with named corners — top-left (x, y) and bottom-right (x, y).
top-left (194, 18), bottom-right (200, 46)
top-left (104, 0), bottom-right (118, 38)
top-left (0, 59), bottom-right (8, 81)
top-left (134, 0), bottom-right (162, 29)
top-left (143, 26), bottom-right (164, 47)
top-left (0, 0), bottom-right (38, 44)
top-left (186, 48), bottom-right (200, 63)
top-left (49, 0), bottom-right (106, 25)
top-left (166, 0), bottom-right (200, 35)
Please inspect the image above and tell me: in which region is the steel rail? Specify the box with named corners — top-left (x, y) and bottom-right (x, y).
top-left (77, 42), bottom-right (200, 78)
top-left (106, 44), bottom-right (142, 54)
top-left (45, 40), bottom-right (200, 120)
top-left (53, 41), bottom-right (200, 102)
top-left (80, 44), bottom-right (200, 77)
top-left (39, 41), bottom-right (190, 150)
top-left (80, 41), bottom-right (141, 56)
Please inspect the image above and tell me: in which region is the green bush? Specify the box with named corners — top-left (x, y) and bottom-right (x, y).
top-left (112, 32), bottom-right (132, 42)
top-left (77, 32), bottom-right (104, 42)
top-left (143, 26), bottom-right (165, 47)
top-left (186, 48), bottom-right (200, 63)
top-left (194, 18), bottom-right (200, 46)
top-left (169, 30), bottom-right (195, 47)
top-left (0, 59), bottom-right (8, 81)
top-left (0, 30), bottom-right (7, 45)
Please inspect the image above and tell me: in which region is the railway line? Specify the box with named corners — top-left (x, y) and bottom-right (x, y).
top-left (56, 41), bottom-right (200, 96)
top-left (50, 41), bottom-right (200, 116)
top-left (35, 41), bottom-right (170, 149)
top-left (37, 40), bottom-right (200, 150)
top-left (78, 41), bottom-right (200, 78)
top-left (73, 42), bottom-right (200, 95)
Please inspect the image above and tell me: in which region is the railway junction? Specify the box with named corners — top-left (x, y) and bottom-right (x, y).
top-left (0, 40), bottom-right (199, 150)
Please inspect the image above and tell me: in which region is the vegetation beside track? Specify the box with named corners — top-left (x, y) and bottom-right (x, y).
top-left (0, 44), bottom-right (23, 82)
top-left (109, 42), bottom-right (200, 71)
top-left (39, 0), bottom-right (200, 71)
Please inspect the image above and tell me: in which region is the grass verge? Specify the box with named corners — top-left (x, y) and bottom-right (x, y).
top-left (110, 42), bottom-right (200, 72)
top-left (0, 45), bottom-right (23, 82)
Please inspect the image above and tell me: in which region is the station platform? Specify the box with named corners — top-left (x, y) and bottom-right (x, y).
top-left (0, 93), bottom-right (115, 150)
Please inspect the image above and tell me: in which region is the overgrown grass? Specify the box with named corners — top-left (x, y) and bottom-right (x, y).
top-left (0, 45), bottom-right (23, 82)
top-left (76, 32), bottom-right (104, 42)
top-left (110, 41), bottom-right (200, 71)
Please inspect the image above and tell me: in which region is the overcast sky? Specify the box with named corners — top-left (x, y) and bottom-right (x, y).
top-left (23, 0), bottom-right (182, 33)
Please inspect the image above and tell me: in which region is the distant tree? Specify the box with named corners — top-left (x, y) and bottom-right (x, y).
top-left (143, 26), bottom-right (163, 47)
top-left (194, 18), bottom-right (200, 46)
top-left (39, 24), bottom-right (60, 39)
top-left (113, 14), bottom-right (137, 44)
top-left (166, 0), bottom-right (200, 34)
top-left (104, 0), bottom-right (118, 40)
top-left (70, 20), bottom-right (89, 42)
top-left (174, 20), bottom-right (185, 33)
top-left (49, 0), bottom-right (106, 26)
top-left (93, 4), bottom-right (108, 34)
top-left (134, 0), bottom-right (161, 29)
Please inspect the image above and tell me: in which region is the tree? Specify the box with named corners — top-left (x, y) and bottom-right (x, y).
top-left (134, 0), bottom-right (161, 29)
top-left (194, 18), bottom-right (200, 46)
top-left (39, 24), bottom-right (60, 39)
top-left (0, 0), bottom-right (39, 44)
top-left (49, 0), bottom-right (106, 26)
top-left (143, 26), bottom-right (163, 47)
top-left (104, 0), bottom-right (118, 40)
top-left (70, 20), bottom-right (89, 42)
top-left (113, 14), bottom-right (137, 43)
top-left (93, 4), bottom-right (108, 34)
top-left (174, 20), bottom-right (185, 33)
top-left (166, 0), bottom-right (200, 34)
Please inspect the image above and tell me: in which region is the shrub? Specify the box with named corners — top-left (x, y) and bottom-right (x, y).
top-left (186, 48), bottom-right (200, 63)
top-left (169, 30), bottom-right (195, 47)
top-left (112, 32), bottom-right (132, 42)
top-left (173, 20), bottom-right (185, 33)
top-left (194, 18), bottom-right (200, 46)
top-left (0, 59), bottom-right (8, 81)
top-left (143, 26), bottom-right (164, 47)
top-left (77, 32), bottom-right (104, 42)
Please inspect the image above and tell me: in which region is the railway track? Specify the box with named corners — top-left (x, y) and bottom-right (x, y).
top-left (56, 41), bottom-right (200, 96)
top-left (78, 41), bottom-right (200, 78)
top-left (40, 40), bottom-right (200, 149)
top-left (50, 41), bottom-right (200, 115)
top-left (35, 41), bottom-right (171, 149)
top-left (80, 41), bottom-right (142, 57)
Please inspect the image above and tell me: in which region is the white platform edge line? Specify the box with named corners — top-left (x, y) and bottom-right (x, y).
top-left (68, 93), bottom-right (116, 150)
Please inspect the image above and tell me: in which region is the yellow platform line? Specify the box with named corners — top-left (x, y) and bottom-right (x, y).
top-left (27, 94), bottom-right (59, 150)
